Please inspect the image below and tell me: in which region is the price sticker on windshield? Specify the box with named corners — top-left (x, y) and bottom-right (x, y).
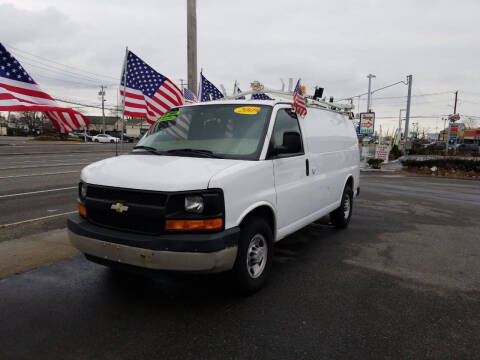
top-left (234, 106), bottom-right (261, 115)
top-left (157, 109), bottom-right (180, 122)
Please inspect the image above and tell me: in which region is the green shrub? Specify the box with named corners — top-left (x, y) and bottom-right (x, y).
top-left (367, 158), bottom-right (384, 169)
top-left (401, 158), bottom-right (480, 172)
top-left (389, 145), bottom-right (402, 160)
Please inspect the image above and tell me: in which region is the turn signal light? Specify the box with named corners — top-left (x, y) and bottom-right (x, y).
top-left (77, 203), bottom-right (87, 217)
top-left (165, 218), bottom-right (223, 231)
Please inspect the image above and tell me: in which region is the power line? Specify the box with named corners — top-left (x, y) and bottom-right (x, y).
top-left (338, 80), bottom-right (408, 101)
top-left (54, 97), bottom-right (118, 111)
top-left (18, 58), bottom-right (108, 86)
top-left (4, 42), bottom-right (119, 81)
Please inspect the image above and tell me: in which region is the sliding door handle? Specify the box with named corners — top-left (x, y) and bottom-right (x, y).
top-left (305, 158), bottom-right (309, 176)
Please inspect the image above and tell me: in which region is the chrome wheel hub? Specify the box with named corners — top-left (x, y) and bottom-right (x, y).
top-left (246, 234), bottom-right (267, 279)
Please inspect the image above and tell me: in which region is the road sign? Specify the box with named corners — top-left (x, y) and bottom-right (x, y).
top-left (359, 112), bottom-right (375, 134)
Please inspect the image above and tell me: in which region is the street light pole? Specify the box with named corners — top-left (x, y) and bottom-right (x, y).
top-left (366, 74), bottom-right (376, 112)
top-left (187, 0), bottom-right (197, 94)
top-left (403, 75), bottom-right (413, 155)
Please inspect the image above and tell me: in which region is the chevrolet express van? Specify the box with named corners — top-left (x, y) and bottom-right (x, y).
top-left (68, 99), bottom-right (360, 292)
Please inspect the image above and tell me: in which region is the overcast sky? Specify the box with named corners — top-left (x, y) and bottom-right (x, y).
top-left (1, 0), bottom-right (479, 132)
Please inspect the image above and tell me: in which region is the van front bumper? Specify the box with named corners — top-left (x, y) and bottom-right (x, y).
top-left (67, 214), bottom-right (239, 273)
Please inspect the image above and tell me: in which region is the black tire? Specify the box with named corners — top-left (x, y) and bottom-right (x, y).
top-left (233, 217), bottom-right (273, 294)
top-left (110, 140), bottom-right (115, 143)
top-left (330, 185), bottom-right (353, 229)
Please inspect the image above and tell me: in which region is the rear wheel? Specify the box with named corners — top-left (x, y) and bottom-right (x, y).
top-left (110, 140), bottom-right (115, 143)
top-left (233, 217), bottom-right (273, 293)
top-left (330, 185), bottom-right (353, 229)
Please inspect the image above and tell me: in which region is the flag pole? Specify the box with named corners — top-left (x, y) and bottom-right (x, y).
top-left (121, 46), bottom-right (128, 152)
top-left (198, 68), bottom-right (203, 101)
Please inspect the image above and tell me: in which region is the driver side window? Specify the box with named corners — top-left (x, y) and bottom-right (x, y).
top-left (269, 108), bottom-right (304, 158)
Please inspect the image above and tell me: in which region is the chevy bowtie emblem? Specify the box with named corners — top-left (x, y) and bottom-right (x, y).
top-left (110, 202), bottom-right (129, 213)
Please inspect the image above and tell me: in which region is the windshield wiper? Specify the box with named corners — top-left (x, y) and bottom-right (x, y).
top-left (166, 148), bottom-right (224, 158)
top-left (132, 145), bottom-right (165, 155)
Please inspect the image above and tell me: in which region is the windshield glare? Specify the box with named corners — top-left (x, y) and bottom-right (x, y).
top-left (135, 104), bottom-right (272, 159)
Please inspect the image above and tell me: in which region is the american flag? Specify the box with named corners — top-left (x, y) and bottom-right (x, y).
top-left (252, 93), bottom-right (273, 100)
top-left (293, 79), bottom-right (307, 118)
top-left (199, 72), bottom-right (224, 102)
top-left (0, 43), bottom-right (89, 133)
top-left (120, 50), bottom-right (183, 124)
top-left (183, 87), bottom-right (198, 104)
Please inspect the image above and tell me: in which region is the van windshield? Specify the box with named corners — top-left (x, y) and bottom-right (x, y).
top-left (134, 104), bottom-right (272, 160)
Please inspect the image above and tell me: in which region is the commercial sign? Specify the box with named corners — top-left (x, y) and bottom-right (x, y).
top-left (359, 112), bottom-right (375, 134)
top-left (375, 145), bottom-right (390, 162)
top-left (449, 122), bottom-right (458, 141)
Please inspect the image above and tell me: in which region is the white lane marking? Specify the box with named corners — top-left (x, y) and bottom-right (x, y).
top-left (0, 211), bottom-right (76, 229)
top-left (0, 170), bottom-right (79, 179)
top-left (0, 186), bottom-right (76, 199)
top-left (0, 162), bottom-right (90, 170)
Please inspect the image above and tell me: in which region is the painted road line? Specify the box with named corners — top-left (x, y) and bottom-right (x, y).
top-left (0, 162), bottom-right (91, 170)
top-left (0, 186), bottom-right (76, 199)
top-left (0, 171), bottom-right (79, 179)
top-left (0, 211), bottom-right (76, 229)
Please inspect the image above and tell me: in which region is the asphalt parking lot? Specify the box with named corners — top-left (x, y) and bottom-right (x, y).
top-left (1, 139), bottom-right (479, 359)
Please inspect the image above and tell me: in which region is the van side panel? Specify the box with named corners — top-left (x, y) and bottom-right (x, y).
top-left (208, 161), bottom-right (276, 232)
top-left (301, 108), bottom-right (360, 209)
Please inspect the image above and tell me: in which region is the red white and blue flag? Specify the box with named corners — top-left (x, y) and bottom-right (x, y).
top-left (0, 43), bottom-right (89, 133)
top-left (293, 79), bottom-right (307, 118)
top-left (120, 50), bottom-right (183, 124)
top-left (199, 72), bottom-right (224, 102)
top-left (183, 87), bottom-right (198, 104)
top-left (252, 93), bottom-right (273, 100)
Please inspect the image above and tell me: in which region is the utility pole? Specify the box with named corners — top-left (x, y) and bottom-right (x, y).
top-left (403, 75), bottom-right (413, 155)
top-left (187, 0), bottom-right (197, 94)
top-left (453, 90), bottom-right (458, 114)
top-left (445, 90), bottom-right (458, 155)
top-left (99, 85), bottom-right (106, 134)
top-left (366, 74), bottom-right (376, 112)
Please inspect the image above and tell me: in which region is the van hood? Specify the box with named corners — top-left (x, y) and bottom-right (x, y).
top-left (81, 154), bottom-right (243, 192)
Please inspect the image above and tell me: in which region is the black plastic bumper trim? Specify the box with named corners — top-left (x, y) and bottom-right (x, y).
top-left (67, 214), bottom-right (239, 253)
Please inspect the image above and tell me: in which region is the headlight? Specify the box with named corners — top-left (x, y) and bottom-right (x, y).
top-left (185, 195), bottom-right (204, 213)
top-left (79, 182), bottom-right (87, 200)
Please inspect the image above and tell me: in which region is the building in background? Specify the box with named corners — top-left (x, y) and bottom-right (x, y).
top-left (463, 129), bottom-right (480, 144)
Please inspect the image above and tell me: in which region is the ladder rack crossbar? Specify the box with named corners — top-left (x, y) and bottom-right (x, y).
top-left (220, 87), bottom-right (353, 113)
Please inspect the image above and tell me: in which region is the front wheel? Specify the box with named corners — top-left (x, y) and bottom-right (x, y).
top-left (233, 217), bottom-right (273, 293)
top-left (330, 185), bottom-right (353, 229)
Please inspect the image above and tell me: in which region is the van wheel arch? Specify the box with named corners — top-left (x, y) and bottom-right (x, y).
top-left (345, 175), bottom-right (354, 192)
top-left (239, 205), bottom-right (276, 240)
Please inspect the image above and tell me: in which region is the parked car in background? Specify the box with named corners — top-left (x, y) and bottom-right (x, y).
top-left (91, 134), bottom-right (119, 143)
top-left (69, 132), bottom-right (92, 142)
top-left (456, 143), bottom-right (479, 152)
top-left (108, 132), bottom-right (135, 143)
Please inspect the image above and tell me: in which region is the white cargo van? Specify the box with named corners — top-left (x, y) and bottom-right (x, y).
top-left (68, 98), bottom-right (360, 292)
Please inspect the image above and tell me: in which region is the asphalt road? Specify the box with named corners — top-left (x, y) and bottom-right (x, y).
top-left (0, 140), bottom-right (133, 240)
top-left (0, 171), bottom-right (479, 359)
